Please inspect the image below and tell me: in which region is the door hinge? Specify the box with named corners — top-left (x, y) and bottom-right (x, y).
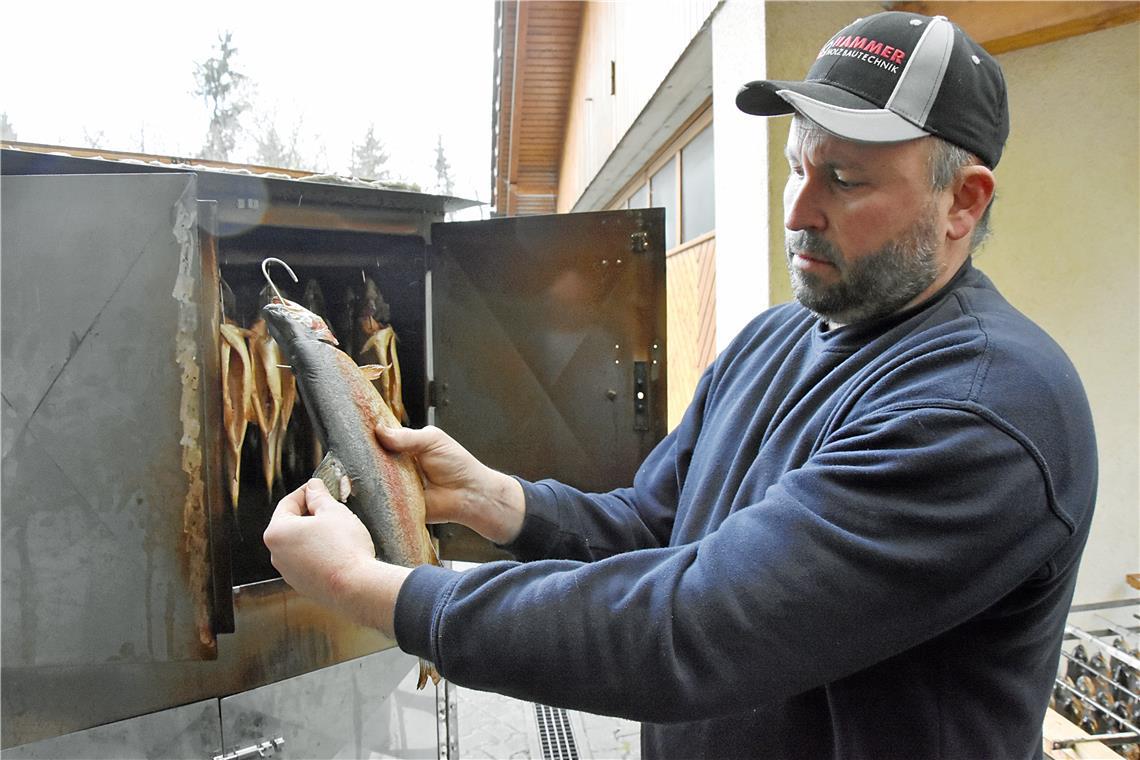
top-left (630, 230), bottom-right (649, 253)
top-left (428, 380), bottom-right (450, 408)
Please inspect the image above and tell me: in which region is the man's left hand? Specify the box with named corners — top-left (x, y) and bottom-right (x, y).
top-left (264, 478), bottom-right (411, 637)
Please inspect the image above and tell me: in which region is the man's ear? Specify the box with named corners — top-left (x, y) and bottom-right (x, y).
top-left (946, 165), bottom-right (996, 243)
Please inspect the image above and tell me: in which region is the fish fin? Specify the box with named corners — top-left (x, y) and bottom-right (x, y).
top-left (313, 451), bottom-right (350, 503)
top-left (423, 526), bottom-right (443, 567)
top-left (357, 363), bottom-right (389, 381)
top-left (417, 659), bottom-right (442, 689)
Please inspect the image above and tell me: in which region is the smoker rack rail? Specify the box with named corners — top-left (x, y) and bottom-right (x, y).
top-left (1051, 598), bottom-right (1140, 754)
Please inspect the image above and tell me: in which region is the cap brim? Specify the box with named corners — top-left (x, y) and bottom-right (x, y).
top-left (737, 80), bottom-right (928, 144)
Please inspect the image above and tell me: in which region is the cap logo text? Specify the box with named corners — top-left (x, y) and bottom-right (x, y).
top-left (818, 35), bottom-right (908, 72)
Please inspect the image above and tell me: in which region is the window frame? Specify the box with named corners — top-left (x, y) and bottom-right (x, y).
top-left (612, 102), bottom-right (713, 254)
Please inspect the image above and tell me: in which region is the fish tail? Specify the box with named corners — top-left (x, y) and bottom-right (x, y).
top-left (417, 659), bottom-right (442, 689)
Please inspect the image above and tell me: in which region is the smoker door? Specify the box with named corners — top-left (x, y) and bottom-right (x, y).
top-left (1, 173), bottom-right (220, 666)
top-left (430, 210), bottom-right (666, 558)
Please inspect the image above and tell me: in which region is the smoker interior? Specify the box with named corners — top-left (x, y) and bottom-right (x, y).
top-left (217, 225), bottom-right (429, 585)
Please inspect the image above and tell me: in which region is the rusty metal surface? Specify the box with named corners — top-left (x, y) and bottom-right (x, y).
top-left (430, 209), bottom-right (667, 498)
top-left (1, 172), bottom-right (215, 665)
top-left (198, 200), bottom-right (236, 635)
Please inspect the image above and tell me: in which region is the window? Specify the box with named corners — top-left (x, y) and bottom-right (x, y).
top-left (627, 182), bottom-right (649, 210)
top-left (651, 157), bottom-right (678, 252)
top-left (681, 125), bottom-right (714, 242)
top-left (613, 106), bottom-right (713, 252)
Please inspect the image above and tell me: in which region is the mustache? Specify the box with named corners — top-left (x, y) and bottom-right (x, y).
top-left (785, 231), bottom-right (841, 267)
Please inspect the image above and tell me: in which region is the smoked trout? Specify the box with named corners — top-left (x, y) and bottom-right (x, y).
top-left (248, 285), bottom-right (288, 495)
top-left (219, 278), bottom-right (254, 509)
top-left (262, 293), bottom-right (442, 689)
top-left (356, 277), bottom-right (407, 424)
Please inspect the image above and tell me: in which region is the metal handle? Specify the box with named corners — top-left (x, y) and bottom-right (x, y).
top-left (212, 736), bottom-right (285, 760)
top-left (1051, 731), bottom-right (1139, 749)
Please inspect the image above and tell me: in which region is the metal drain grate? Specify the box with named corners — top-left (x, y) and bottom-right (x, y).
top-left (534, 703), bottom-right (579, 760)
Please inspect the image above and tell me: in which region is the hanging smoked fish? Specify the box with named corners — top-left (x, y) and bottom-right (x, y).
top-left (356, 276), bottom-right (407, 424)
top-left (333, 283), bottom-right (359, 360)
top-left (219, 279), bottom-right (254, 509)
top-left (248, 284), bottom-right (288, 495)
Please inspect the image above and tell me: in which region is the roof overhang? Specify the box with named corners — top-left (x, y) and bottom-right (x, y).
top-left (491, 1), bottom-right (584, 216)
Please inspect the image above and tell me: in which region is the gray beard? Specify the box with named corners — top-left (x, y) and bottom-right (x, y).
top-left (784, 209), bottom-right (941, 326)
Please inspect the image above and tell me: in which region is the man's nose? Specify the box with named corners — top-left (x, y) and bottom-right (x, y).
top-left (784, 176), bottom-right (826, 232)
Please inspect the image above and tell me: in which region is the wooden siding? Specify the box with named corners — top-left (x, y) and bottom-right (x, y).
top-left (558, 0), bottom-right (720, 212)
top-left (666, 233), bottom-right (717, 430)
top-left (890, 1), bottom-right (1139, 54)
top-left (492, 1), bottom-right (584, 216)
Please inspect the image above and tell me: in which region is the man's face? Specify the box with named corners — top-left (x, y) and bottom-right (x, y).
top-left (783, 121), bottom-right (948, 326)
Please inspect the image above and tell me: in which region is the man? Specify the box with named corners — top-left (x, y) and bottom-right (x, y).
top-left (265, 11), bottom-right (1097, 758)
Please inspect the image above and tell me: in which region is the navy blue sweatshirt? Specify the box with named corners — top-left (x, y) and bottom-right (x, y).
top-left (395, 262), bottom-right (1097, 759)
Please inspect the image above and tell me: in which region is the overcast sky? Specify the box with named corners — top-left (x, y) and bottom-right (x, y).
top-left (0, 0), bottom-right (495, 204)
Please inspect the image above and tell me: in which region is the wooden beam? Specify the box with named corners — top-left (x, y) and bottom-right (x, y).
top-left (1041, 707), bottom-right (1122, 759)
top-left (890, 1), bottom-right (1139, 54)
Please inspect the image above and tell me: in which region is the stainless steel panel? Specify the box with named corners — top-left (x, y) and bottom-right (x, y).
top-left (1, 580), bottom-right (394, 749)
top-left (219, 648), bottom-right (439, 759)
top-left (0, 699), bottom-right (221, 759)
top-left (2, 172), bottom-right (217, 666)
top-left (430, 209), bottom-right (667, 493)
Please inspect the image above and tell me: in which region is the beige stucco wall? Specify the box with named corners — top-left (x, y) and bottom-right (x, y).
top-left (981, 22), bottom-right (1139, 604)
top-left (762, 9), bottom-right (1139, 604)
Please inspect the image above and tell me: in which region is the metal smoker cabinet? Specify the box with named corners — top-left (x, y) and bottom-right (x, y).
top-left (0, 149), bottom-right (667, 758)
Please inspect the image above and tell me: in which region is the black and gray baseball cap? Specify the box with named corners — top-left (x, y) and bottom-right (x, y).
top-left (736, 12), bottom-right (1009, 168)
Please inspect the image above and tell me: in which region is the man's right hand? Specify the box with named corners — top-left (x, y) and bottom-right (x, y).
top-left (375, 424), bottom-right (526, 545)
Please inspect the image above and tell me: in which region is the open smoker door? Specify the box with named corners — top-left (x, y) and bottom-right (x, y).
top-left (430, 209), bottom-right (666, 561)
top-left (1, 173), bottom-right (223, 666)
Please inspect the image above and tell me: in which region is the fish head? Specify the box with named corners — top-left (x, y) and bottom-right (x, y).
top-left (301, 280), bottom-right (326, 315)
top-left (358, 277), bottom-right (391, 329)
top-left (263, 297), bottom-right (340, 348)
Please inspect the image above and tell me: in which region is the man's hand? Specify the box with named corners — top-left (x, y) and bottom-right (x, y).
top-left (376, 424), bottom-right (525, 545)
top-left (263, 479), bottom-right (411, 637)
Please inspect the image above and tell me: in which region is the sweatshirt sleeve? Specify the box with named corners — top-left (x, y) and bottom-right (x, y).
top-left (395, 404), bottom-right (1073, 723)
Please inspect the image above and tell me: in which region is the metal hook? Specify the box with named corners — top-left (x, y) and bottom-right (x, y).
top-left (261, 257), bottom-right (298, 302)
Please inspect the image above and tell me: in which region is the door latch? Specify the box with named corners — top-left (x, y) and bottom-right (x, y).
top-left (633, 361), bottom-right (649, 431)
top-left (211, 737), bottom-right (285, 760)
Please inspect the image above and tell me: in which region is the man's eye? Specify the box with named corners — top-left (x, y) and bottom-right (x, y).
top-left (832, 172), bottom-right (860, 188)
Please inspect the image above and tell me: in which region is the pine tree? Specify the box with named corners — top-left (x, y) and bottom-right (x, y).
top-left (193, 31), bottom-right (249, 162)
top-left (254, 119), bottom-right (304, 170)
top-left (350, 125), bottom-right (389, 180)
top-left (433, 134), bottom-right (454, 195)
top-left (0, 112), bottom-right (17, 142)
top-left (82, 128), bottom-right (106, 149)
